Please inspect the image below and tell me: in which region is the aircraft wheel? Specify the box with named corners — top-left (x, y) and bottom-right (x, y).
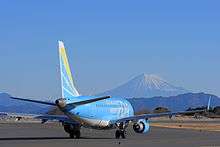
top-left (69, 130), bottom-right (81, 139)
top-left (115, 130), bottom-right (125, 139)
top-left (69, 133), bottom-right (75, 139)
top-left (115, 130), bottom-right (120, 139)
top-left (121, 131), bottom-right (125, 139)
top-left (75, 130), bottom-right (81, 139)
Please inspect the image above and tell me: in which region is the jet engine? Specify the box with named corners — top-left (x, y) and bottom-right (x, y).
top-left (133, 119), bottom-right (149, 133)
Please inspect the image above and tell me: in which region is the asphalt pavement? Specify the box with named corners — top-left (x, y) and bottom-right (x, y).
top-left (0, 123), bottom-right (219, 147)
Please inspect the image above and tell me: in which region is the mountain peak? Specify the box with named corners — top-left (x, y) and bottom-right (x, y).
top-left (99, 74), bottom-right (189, 98)
top-left (132, 73), bottom-right (184, 91)
top-left (136, 74), bottom-right (168, 89)
top-left (138, 73), bottom-right (161, 80)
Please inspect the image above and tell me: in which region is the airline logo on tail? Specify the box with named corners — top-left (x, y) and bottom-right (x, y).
top-left (59, 41), bottom-right (80, 98)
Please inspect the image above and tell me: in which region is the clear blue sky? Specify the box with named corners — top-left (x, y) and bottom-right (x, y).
top-left (0, 0), bottom-right (219, 98)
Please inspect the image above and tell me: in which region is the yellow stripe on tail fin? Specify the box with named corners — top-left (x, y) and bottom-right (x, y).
top-left (58, 41), bottom-right (80, 98)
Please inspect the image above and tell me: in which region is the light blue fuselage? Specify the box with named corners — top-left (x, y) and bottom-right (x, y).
top-left (62, 96), bottom-right (134, 129)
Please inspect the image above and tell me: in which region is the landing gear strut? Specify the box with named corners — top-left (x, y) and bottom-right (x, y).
top-left (115, 122), bottom-right (127, 139)
top-left (63, 123), bottom-right (81, 139)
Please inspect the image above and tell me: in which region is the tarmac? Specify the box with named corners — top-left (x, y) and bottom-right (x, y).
top-left (0, 122), bottom-right (220, 147)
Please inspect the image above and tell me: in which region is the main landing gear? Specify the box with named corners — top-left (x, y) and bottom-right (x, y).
top-left (69, 130), bottom-right (81, 139)
top-left (115, 130), bottom-right (125, 139)
top-left (115, 122), bottom-right (127, 139)
top-left (63, 123), bottom-right (81, 139)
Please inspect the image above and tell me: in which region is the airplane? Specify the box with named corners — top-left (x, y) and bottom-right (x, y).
top-left (1, 41), bottom-right (209, 139)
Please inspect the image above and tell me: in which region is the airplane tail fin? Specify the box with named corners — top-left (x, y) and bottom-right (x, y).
top-left (58, 41), bottom-right (80, 98)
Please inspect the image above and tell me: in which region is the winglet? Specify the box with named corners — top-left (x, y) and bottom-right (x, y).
top-left (207, 96), bottom-right (211, 111)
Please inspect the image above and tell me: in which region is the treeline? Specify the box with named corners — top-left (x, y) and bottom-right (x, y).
top-left (155, 106), bottom-right (220, 118)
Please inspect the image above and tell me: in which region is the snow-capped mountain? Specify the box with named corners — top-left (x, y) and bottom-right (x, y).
top-left (99, 74), bottom-right (189, 98)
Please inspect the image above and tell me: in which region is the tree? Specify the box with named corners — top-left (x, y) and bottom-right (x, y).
top-left (153, 107), bottom-right (170, 113)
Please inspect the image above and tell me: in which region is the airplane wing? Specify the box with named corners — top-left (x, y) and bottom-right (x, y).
top-left (115, 110), bottom-right (205, 123)
top-left (116, 97), bottom-right (211, 123)
top-left (35, 114), bottom-right (78, 124)
top-left (0, 112), bottom-right (78, 124)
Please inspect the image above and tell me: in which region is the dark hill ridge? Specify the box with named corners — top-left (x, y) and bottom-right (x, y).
top-left (1, 91), bottom-right (220, 115)
top-left (128, 93), bottom-right (220, 112)
top-left (99, 74), bottom-right (189, 98)
top-left (0, 93), bottom-right (51, 114)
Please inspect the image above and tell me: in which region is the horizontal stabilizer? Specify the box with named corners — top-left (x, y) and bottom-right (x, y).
top-left (68, 96), bottom-right (111, 107)
top-left (11, 96), bottom-right (111, 107)
top-left (11, 97), bottom-right (56, 106)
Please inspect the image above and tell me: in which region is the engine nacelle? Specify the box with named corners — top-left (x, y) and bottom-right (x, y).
top-left (133, 119), bottom-right (150, 134)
